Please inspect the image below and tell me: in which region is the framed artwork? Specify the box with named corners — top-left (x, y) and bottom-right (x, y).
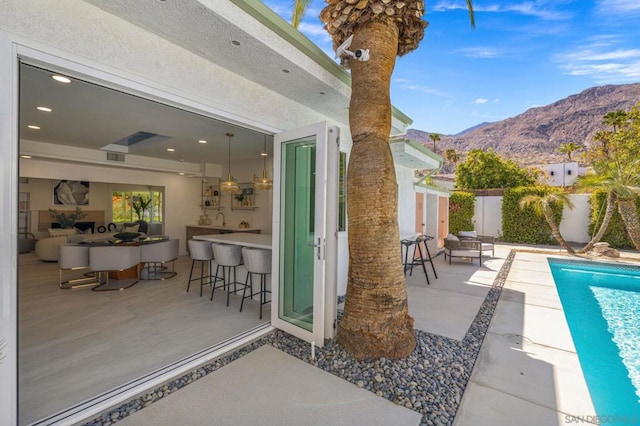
top-left (53, 180), bottom-right (90, 205)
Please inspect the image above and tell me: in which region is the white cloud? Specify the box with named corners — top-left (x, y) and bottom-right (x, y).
top-left (458, 47), bottom-right (502, 58)
top-left (556, 39), bottom-right (640, 83)
top-left (596, 0), bottom-right (640, 14)
top-left (474, 98), bottom-right (489, 104)
top-left (432, 1), bottom-right (571, 20)
top-left (393, 78), bottom-right (453, 98)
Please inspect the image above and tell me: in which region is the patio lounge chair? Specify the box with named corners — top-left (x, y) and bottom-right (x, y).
top-left (458, 230), bottom-right (495, 257)
top-left (444, 235), bottom-right (484, 265)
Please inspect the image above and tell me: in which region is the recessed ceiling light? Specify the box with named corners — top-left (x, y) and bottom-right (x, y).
top-left (27, 125), bottom-right (40, 130)
top-left (231, 40), bottom-right (241, 46)
top-left (198, 140), bottom-right (207, 144)
top-left (167, 148), bottom-right (175, 152)
top-left (179, 172), bottom-right (185, 176)
top-left (52, 75), bottom-right (71, 83)
top-left (20, 155), bottom-right (32, 159)
top-left (261, 152), bottom-right (268, 157)
top-left (37, 106), bottom-right (52, 112)
top-left (281, 69), bottom-right (290, 74)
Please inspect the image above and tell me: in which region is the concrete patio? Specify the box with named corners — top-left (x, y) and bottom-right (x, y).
top-left (82, 243), bottom-right (631, 426)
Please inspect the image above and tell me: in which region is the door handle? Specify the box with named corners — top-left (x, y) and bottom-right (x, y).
top-left (311, 237), bottom-right (323, 260)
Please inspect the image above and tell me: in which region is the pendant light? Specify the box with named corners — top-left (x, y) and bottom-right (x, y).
top-left (220, 132), bottom-right (239, 193)
top-left (253, 135), bottom-right (273, 190)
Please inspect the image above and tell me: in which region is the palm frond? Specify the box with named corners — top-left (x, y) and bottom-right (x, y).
top-left (291, 0), bottom-right (310, 29)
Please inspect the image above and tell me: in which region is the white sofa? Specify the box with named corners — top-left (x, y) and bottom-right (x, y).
top-left (34, 223), bottom-right (146, 262)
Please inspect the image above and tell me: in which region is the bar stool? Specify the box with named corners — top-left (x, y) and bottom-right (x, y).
top-left (211, 243), bottom-right (244, 306)
top-left (240, 247), bottom-right (272, 320)
top-left (417, 235), bottom-right (438, 279)
top-left (187, 240), bottom-right (222, 297)
top-left (58, 243), bottom-right (98, 289)
top-left (400, 235), bottom-right (431, 285)
top-left (140, 239), bottom-right (178, 280)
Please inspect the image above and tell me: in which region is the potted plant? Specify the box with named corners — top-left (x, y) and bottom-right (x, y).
top-left (48, 207), bottom-right (87, 229)
top-left (132, 196), bottom-right (151, 233)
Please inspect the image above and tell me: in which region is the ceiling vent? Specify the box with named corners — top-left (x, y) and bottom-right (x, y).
top-left (107, 152), bottom-right (126, 162)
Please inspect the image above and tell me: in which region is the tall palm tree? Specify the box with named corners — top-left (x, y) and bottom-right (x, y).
top-left (557, 142), bottom-right (582, 162)
top-left (519, 192), bottom-right (575, 253)
top-left (299, 1), bottom-right (473, 359)
top-left (428, 133), bottom-right (441, 153)
top-left (291, 0), bottom-right (311, 28)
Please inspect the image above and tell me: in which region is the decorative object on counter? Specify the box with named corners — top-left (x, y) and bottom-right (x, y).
top-left (253, 134), bottom-right (273, 190)
top-left (48, 207), bottom-right (87, 229)
top-left (239, 221), bottom-right (250, 229)
top-left (113, 231), bottom-right (141, 242)
top-left (220, 132), bottom-right (240, 193)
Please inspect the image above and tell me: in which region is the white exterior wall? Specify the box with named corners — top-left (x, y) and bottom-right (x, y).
top-left (543, 162), bottom-right (580, 187)
top-left (397, 165), bottom-right (417, 239)
top-left (473, 196), bottom-right (503, 237)
top-left (559, 193), bottom-right (591, 243)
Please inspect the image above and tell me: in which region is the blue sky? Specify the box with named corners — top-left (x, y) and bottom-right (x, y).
top-left (263, 0), bottom-right (640, 135)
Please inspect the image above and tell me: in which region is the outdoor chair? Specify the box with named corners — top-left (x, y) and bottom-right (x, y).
top-left (457, 230), bottom-right (495, 257)
top-left (443, 235), bottom-right (483, 265)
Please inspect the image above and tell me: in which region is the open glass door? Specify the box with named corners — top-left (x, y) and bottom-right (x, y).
top-left (272, 122), bottom-right (338, 347)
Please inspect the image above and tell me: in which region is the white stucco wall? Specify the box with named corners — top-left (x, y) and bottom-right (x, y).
top-left (473, 196), bottom-right (503, 237)
top-left (397, 165), bottom-right (417, 239)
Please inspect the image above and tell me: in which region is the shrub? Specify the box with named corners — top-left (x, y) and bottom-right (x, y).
top-left (449, 191), bottom-right (475, 234)
top-left (588, 191), bottom-right (640, 249)
top-left (502, 186), bottom-right (564, 244)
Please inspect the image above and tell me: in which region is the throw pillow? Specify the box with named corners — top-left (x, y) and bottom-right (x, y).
top-left (458, 230), bottom-right (478, 239)
top-left (447, 233), bottom-right (459, 241)
top-left (48, 228), bottom-right (78, 237)
top-left (122, 223), bottom-right (140, 233)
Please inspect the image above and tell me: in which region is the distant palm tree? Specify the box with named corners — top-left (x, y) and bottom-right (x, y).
top-left (519, 192), bottom-right (575, 253)
top-left (602, 110), bottom-right (627, 133)
top-left (557, 142), bottom-right (582, 162)
top-left (429, 133), bottom-right (441, 152)
top-left (444, 148), bottom-right (460, 165)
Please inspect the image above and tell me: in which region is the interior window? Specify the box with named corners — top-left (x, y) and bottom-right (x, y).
top-left (111, 190), bottom-right (163, 223)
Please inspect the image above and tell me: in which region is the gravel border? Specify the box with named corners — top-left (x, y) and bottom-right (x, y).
top-left (85, 250), bottom-right (515, 426)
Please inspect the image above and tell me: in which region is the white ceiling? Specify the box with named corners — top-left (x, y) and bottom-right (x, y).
top-left (19, 0), bottom-right (353, 166)
top-left (20, 64), bottom-right (274, 164)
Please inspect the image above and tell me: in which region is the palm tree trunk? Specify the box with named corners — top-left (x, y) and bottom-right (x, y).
top-left (543, 207), bottom-right (575, 253)
top-left (577, 192), bottom-right (616, 253)
top-left (337, 20), bottom-right (416, 359)
top-left (617, 198), bottom-right (640, 250)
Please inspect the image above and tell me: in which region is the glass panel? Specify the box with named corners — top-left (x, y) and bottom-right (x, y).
top-left (279, 137), bottom-right (316, 331)
top-left (338, 151), bottom-right (346, 232)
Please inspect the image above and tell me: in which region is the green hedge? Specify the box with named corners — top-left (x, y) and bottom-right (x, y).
top-left (502, 187), bottom-right (564, 244)
top-left (589, 191), bottom-right (640, 249)
top-left (449, 191), bottom-right (475, 234)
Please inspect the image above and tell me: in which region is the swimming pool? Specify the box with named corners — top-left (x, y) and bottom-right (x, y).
top-left (548, 258), bottom-right (640, 423)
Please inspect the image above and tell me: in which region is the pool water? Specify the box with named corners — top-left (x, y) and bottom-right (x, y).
top-left (549, 259), bottom-right (640, 423)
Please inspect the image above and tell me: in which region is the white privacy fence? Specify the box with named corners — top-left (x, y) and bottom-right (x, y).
top-left (473, 193), bottom-right (592, 244)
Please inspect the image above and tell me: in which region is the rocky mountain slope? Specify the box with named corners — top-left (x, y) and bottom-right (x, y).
top-left (407, 83), bottom-right (640, 167)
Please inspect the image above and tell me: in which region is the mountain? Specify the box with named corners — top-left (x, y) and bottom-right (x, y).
top-left (407, 83), bottom-right (640, 167)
